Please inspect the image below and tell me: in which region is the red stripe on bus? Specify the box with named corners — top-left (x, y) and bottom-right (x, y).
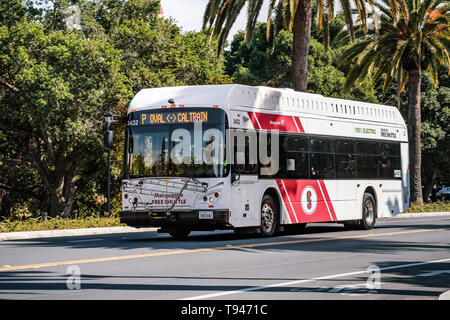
top-left (247, 112), bottom-right (261, 129)
top-left (276, 180), bottom-right (335, 223)
top-left (276, 180), bottom-right (298, 223)
top-left (318, 180), bottom-right (337, 221)
top-left (250, 113), bottom-right (301, 133)
top-left (293, 116), bottom-right (305, 133)
top-left (247, 112), bottom-right (305, 134)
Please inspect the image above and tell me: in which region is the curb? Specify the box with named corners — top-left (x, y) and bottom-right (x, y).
top-left (392, 212), bottom-right (450, 218)
top-left (439, 290), bottom-right (450, 300)
top-left (0, 226), bottom-right (158, 241)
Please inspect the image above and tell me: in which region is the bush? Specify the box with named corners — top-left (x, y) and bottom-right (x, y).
top-left (402, 201), bottom-right (450, 213)
top-left (0, 217), bottom-right (125, 233)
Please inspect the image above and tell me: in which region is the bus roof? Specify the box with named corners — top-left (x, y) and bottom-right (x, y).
top-left (129, 84), bottom-right (406, 128)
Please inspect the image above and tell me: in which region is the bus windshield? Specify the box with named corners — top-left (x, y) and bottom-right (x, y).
top-left (124, 108), bottom-right (228, 179)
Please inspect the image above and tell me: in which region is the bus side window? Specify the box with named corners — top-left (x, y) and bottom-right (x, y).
top-left (355, 140), bottom-right (379, 179)
top-left (310, 137), bottom-right (334, 179)
top-left (335, 139), bottom-right (355, 178)
top-left (378, 142), bottom-right (401, 179)
top-left (277, 134), bottom-right (309, 179)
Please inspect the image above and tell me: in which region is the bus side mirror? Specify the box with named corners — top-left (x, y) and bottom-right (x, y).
top-left (104, 130), bottom-right (113, 149)
top-left (231, 171), bottom-right (240, 183)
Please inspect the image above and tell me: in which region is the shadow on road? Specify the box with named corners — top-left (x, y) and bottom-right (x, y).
top-left (0, 218), bottom-right (449, 299)
top-left (1, 218), bottom-right (449, 255)
top-left (1, 261), bottom-right (448, 299)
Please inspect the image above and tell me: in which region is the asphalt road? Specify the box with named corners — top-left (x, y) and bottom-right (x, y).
top-left (0, 216), bottom-right (449, 300)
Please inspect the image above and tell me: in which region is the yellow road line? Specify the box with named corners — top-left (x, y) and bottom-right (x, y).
top-left (1, 228), bottom-right (448, 272)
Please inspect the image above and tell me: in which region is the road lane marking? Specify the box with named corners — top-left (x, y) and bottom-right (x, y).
top-left (0, 227), bottom-right (448, 272)
top-left (67, 239), bottom-right (104, 243)
top-left (377, 217), bottom-right (450, 223)
top-left (180, 257), bottom-right (450, 300)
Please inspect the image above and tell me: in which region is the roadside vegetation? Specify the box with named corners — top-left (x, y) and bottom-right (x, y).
top-left (402, 201), bottom-right (450, 214)
top-left (0, 216), bottom-right (124, 233)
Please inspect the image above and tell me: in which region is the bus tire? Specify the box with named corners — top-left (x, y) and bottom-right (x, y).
top-left (168, 227), bottom-right (191, 239)
top-left (360, 192), bottom-right (376, 230)
top-left (260, 194), bottom-right (278, 237)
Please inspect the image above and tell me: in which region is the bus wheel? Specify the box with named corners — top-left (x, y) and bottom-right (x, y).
top-left (260, 194), bottom-right (278, 237)
top-left (168, 227), bottom-right (191, 240)
top-left (360, 192), bottom-right (376, 230)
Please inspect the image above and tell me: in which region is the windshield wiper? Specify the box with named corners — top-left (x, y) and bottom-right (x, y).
top-left (149, 153), bottom-right (163, 171)
top-left (180, 162), bottom-right (199, 182)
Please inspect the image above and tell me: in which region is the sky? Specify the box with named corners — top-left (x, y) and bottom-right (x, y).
top-left (159, 0), bottom-right (269, 41)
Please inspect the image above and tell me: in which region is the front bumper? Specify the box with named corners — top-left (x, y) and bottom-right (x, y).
top-left (119, 209), bottom-right (231, 230)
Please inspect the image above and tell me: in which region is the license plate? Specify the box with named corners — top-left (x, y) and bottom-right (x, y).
top-left (199, 211), bottom-right (213, 219)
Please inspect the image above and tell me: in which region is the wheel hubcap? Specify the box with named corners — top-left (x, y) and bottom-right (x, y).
top-left (262, 203), bottom-right (275, 231)
top-left (364, 199), bottom-right (374, 225)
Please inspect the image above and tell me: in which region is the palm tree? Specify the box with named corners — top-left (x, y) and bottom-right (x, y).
top-left (340, 0), bottom-right (450, 205)
top-left (203, 0), bottom-right (376, 92)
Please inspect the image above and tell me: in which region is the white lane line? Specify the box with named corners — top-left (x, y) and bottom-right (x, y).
top-left (180, 257), bottom-right (450, 300)
top-left (67, 239), bottom-right (104, 243)
top-left (377, 217), bottom-right (450, 224)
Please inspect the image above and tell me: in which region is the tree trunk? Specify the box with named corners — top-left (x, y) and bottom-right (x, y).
top-left (407, 69), bottom-right (423, 205)
top-left (292, 0), bottom-right (312, 92)
top-left (0, 192), bottom-right (12, 219)
top-left (423, 167), bottom-right (438, 203)
top-left (48, 171), bottom-right (78, 217)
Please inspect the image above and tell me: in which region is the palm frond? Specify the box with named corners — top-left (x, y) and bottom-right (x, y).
top-left (245, 0), bottom-right (264, 46)
top-left (266, 0), bottom-right (277, 41)
top-left (341, 0), bottom-right (449, 95)
top-left (339, 0), bottom-right (355, 41)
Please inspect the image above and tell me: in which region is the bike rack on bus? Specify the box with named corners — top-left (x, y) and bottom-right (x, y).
top-left (121, 178), bottom-right (208, 215)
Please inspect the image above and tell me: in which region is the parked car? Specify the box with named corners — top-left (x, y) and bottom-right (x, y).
top-left (436, 185), bottom-right (450, 201)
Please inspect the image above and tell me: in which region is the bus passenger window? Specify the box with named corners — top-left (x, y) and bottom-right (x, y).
top-left (277, 134), bottom-right (309, 179)
top-left (310, 153), bottom-right (334, 179)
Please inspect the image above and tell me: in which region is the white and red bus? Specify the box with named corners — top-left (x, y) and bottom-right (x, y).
top-left (119, 85), bottom-right (409, 238)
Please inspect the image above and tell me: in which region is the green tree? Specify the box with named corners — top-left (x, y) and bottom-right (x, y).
top-left (340, 0), bottom-right (450, 205)
top-left (377, 68), bottom-right (450, 202)
top-left (0, 0), bottom-right (231, 218)
top-left (420, 69), bottom-right (450, 201)
top-left (225, 22), bottom-right (377, 101)
top-left (0, 21), bottom-right (129, 217)
top-left (203, 0), bottom-right (375, 92)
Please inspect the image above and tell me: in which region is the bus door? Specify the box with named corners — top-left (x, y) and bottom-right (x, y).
top-left (230, 135), bottom-right (259, 228)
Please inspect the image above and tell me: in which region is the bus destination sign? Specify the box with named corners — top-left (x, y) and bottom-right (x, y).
top-left (130, 111), bottom-right (209, 126)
